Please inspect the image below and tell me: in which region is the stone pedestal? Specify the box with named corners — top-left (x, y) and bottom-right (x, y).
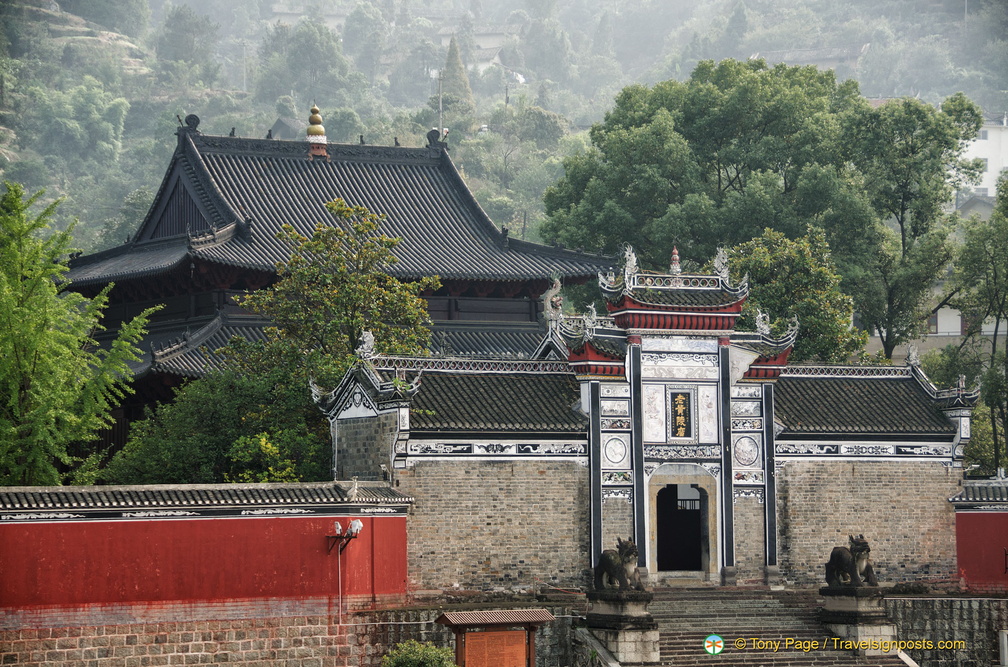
top-left (585, 590), bottom-right (660, 666)
top-left (819, 587), bottom-right (896, 656)
top-left (721, 566), bottom-right (737, 586)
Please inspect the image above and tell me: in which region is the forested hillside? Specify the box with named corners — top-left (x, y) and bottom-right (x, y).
top-left (0, 0), bottom-right (1003, 250)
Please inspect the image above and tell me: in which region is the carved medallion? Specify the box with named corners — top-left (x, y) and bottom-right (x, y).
top-left (733, 436), bottom-right (760, 467)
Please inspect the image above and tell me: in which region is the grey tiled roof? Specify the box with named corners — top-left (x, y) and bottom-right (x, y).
top-left (411, 371), bottom-right (587, 433)
top-left (949, 480), bottom-right (1008, 506)
top-left (775, 372), bottom-right (954, 436)
top-left (68, 128), bottom-right (612, 287)
top-left (0, 482), bottom-right (412, 521)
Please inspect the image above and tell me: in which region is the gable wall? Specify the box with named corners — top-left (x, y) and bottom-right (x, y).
top-left (336, 413), bottom-right (398, 481)
top-left (776, 460), bottom-right (959, 587)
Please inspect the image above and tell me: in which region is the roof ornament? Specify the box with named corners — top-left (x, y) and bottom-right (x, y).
top-left (356, 330), bottom-right (376, 359)
top-left (307, 103), bottom-right (329, 161)
top-left (906, 344), bottom-right (921, 367)
top-left (755, 309), bottom-right (772, 337)
top-left (584, 303), bottom-right (599, 332)
top-left (787, 315), bottom-right (800, 336)
top-left (184, 114), bottom-right (200, 132)
top-left (542, 277), bottom-right (564, 328)
top-left (713, 247), bottom-right (730, 281)
top-left (670, 246), bottom-right (681, 275)
top-left (622, 244), bottom-right (639, 291)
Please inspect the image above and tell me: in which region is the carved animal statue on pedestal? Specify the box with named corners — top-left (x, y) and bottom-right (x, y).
top-left (825, 534), bottom-right (878, 587)
top-left (594, 537), bottom-right (645, 591)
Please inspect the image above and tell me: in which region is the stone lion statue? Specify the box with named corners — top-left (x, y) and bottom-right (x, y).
top-left (594, 537), bottom-right (645, 591)
top-left (825, 534), bottom-right (878, 588)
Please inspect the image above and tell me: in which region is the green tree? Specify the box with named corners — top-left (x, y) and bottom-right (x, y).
top-left (847, 93), bottom-right (983, 358)
top-left (155, 5), bottom-right (220, 86)
top-left (0, 182), bottom-right (154, 485)
top-left (726, 228), bottom-right (866, 362)
top-left (102, 368), bottom-right (330, 484)
top-left (381, 640), bottom-right (457, 667)
top-left (239, 198), bottom-right (440, 389)
top-left (342, 2), bottom-right (387, 83)
top-left (944, 173), bottom-right (1008, 472)
top-left (541, 59), bottom-right (870, 268)
top-left (433, 37), bottom-right (475, 123)
top-left (58, 0), bottom-right (150, 40)
top-left (255, 20), bottom-right (358, 108)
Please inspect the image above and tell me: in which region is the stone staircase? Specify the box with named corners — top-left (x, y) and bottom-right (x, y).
top-left (650, 587), bottom-right (908, 666)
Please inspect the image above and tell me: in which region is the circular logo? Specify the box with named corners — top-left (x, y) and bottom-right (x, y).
top-left (704, 634), bottom-right (724, 655)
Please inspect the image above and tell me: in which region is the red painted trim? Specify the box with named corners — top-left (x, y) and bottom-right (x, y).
top-left (0, 516), bottom-right (407, 607)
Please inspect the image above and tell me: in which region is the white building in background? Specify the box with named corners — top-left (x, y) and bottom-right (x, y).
top-left (961, 111), bottom-right (1008, 199)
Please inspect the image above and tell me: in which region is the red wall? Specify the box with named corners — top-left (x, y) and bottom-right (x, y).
top-left (0, 515), bottom-right (407, 607)
top-left (956, 511), bottom-right (1008, 592)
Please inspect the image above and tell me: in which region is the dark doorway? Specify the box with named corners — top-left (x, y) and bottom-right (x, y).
top-left (656, 484), bottom-right (703, 571)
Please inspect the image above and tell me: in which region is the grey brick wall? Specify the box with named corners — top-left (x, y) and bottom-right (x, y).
top-left (733, 493), bottom-right (766, 585)
top-left (776, 460), bottom-right (959, 587)
top-left (886, 597), bottom-right (1008, 667)
top-left (336, 413), bottom-right (398, 481)
top-left (397, 460), bottom-right (591, 592)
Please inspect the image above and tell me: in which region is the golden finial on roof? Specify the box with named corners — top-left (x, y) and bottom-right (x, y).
top-left (307, 104), bottom-right (326, 137)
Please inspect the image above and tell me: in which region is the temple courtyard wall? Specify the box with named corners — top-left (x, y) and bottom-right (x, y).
top-left (396, 459), bottom-right (591, 592)
top-left (776, 460), bottom-right (960, 587)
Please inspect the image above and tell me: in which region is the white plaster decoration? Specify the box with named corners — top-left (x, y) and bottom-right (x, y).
top-left (603, 488), bottom-right (633, 503)
top-left (731, 401), bottom-right (761, 417)
top-left (122, 510), bottom-right (199, 518)
top-left (961, 418), bottom-right (971, 439)
top-left (601, 385), bottom-right (631, 397)
top-left (729, 346), bottom-right (760, 384)
top-left (732, 418), bottom-right (763, 431)
top-left (601, 399), bottom-right (629, 417)
top-left (731, 385), bottom-right (762, 399)
top-left (642, 353), bottom-right (718, 367)
top-left (645, 444), bottom-right (721, 459)
top-left (643, 384), bottom-right (666, 442)
top-left (601, 418), bottom-right (631, 430)
top-left (954, 444), bottom-right (965, 458)
top-left (641, 337), bottom-right (718, 353)
top-left (337, 387), bottom-right (378, 419)
top-left (733, 488), bottom-right (765, 504)
top-left (840, 444), bottom-right (895, 456)
top-left (398, 406), bottom-right (409, 431)
top-left (645, 366), bottom-right (720, 380)
top-left (732, 435), bottom-right (761, 467)
top-left (644, 464), bottom-right (659, 478)
top-left (240, 509), bottom-right (313, 515)
top-left (700, 463), bottom-right (721, 478)
top-left (732, 470), bottom-right (764, 484)
top-left (604, 437), bottom-right (629, 466)
top-left (2, 512), bottom-right (85, 521)
top-left (474, 443), bottom-right (515, 454)
top-left (603, 471), bottom-right (633, 484)
top-left (776, 443), bottom-right (838, 455)
top-left (698, 385), bottom-right (719, 443)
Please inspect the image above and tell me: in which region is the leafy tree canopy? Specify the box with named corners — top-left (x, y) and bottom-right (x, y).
top-left (238, 198), bottom-right (440, 389)
top-left (542, 59), bottom-right (870, 269)
top-left (725, 227), bottom-right (867, 363)
top-left (0, 182), bottom-right (154, 485)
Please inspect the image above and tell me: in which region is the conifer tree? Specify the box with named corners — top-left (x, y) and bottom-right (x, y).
top-left (0, 183), bottom-right (155, 485)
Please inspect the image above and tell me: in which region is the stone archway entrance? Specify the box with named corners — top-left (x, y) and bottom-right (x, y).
top-left (656, 484), bottom-right (706, 571)
top-left (647, 463), bottom-right (719, 582)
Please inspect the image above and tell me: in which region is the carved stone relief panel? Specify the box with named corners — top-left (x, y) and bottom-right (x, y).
top-left (697, 385), bottom-right (718, 443)
top-left (643, 384), bottom-right (666, 442)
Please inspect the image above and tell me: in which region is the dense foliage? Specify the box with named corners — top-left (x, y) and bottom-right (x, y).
top-left (0, 182), bottom-right (154, 485)
top-left (381, 640), bottom-right (457, 667)
top-left (542, 59), bottom-right (982, 359)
